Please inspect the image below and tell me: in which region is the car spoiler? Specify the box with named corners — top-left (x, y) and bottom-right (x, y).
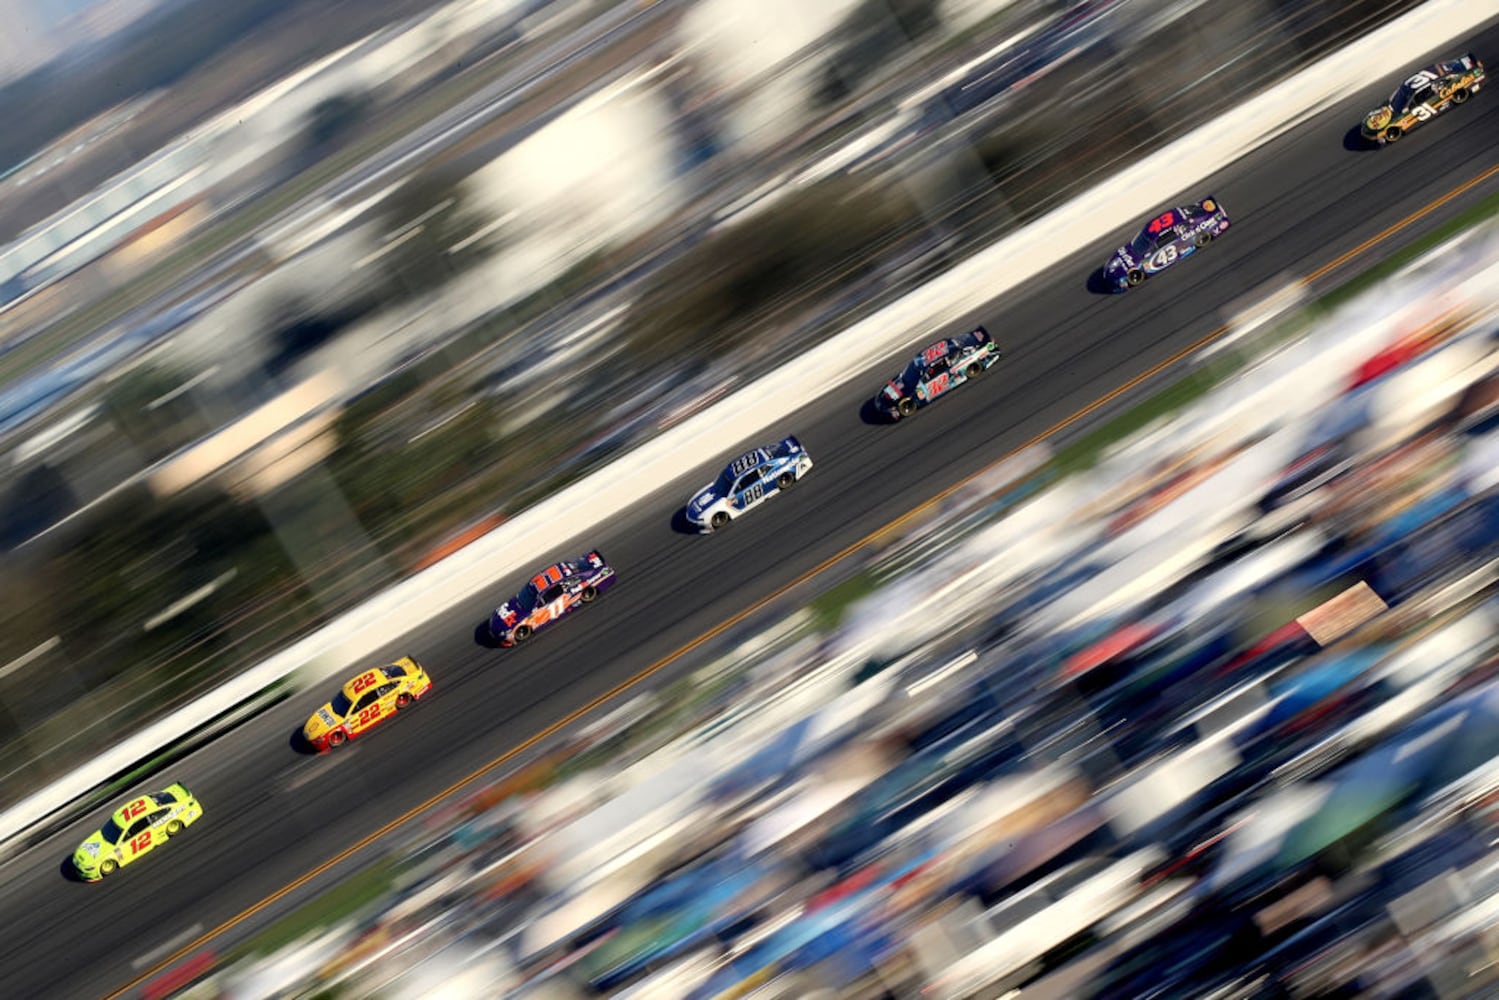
top-left (587, 549), bottom-right (606, 567)
top-left (780, 435), bottom-right (804, 454)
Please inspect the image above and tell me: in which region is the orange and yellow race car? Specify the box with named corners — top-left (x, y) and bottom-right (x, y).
top-left (1361, 53), bottom-right (1484, 145)
top-left (302, 657), bottom-right (433, 751)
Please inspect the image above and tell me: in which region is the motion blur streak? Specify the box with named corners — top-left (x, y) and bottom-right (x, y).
top-left (107, 160), bottom-right (1499, 1000)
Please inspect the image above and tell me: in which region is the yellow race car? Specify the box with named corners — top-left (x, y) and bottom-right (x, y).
top-left (1361, 53), bottom-right (1484, 145)
top-left (72, 783), bottom-right (203, 881)
top-left (303, 656), bottom-right (433, 751)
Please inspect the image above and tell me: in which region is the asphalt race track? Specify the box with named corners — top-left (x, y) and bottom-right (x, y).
top-left (4, 22), bottom-right (1499, 999)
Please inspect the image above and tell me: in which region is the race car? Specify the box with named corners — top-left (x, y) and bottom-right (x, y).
top-left (489, 551), bottom-right (617, 646)
top-left (302, 656), bottom-right (433, 751)
top-left (72, 783), bottom-right (203, 881)
top-left (1104, 198), bottom-right (1230, 290)
top-left (1361, 53), bottom-right (1484, 145)
top-left (877, 326), bottom-right (1002, 420)
top-left (685, 437), bottom-right (813, 532)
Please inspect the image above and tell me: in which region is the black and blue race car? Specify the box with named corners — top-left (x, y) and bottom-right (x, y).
top-left (1103, 198), bottom-right (1230, 291)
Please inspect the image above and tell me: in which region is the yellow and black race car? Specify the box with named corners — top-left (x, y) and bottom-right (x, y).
top-left (1361, 53), bottom-right (1484, 146)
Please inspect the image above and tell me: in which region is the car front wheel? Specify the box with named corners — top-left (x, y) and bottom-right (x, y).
top-left (100, 859), bottom-right (118, 876)
top-left (896, 398), bottom-right (916, 418)
top-left (1383, 126), bottom-right (1402, 143)
top-left (1127, 269), bottom-right (1145, 286)
top-left (709, 511), bottom-right (730, 531)
top-left (512, 625), bottom-right (531, 643)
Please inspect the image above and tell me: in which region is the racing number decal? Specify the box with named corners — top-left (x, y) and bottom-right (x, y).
top-left (129, 831), bottom-right (152, 856)
top-left (922, 342), bottom-right (949, 365)
top-left (357, 704), bottom-right (382, 728)
top-left (123, 800), bottom-right (150, 822)
top-left (927, 373), bottom-right (951, 396)
top-left (351, 672), bottom-right (379, 694)
top-left (741, 483), bottom-right (764, 505)
top-left (1148, 245), bottom-right (1179, 270)
top-left (1146, 211), bottom-right (1178, 235)
top-left (547, 598), bottom-right (567, 620)
top-left (1412, 104), bottom-right (1435, 121)
top-left (1404, 69), bottom-right (1439, 88)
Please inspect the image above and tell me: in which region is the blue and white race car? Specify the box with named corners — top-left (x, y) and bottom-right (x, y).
top-left (685, 437), bottom-right (813, 532)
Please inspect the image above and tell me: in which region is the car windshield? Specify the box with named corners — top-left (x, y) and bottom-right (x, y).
top-left (900, 358), bottom-right (925, 386)
top-left (516, 583), bottom-right (540, 613)
top-left (99, 817), bottom-right (124, 845)
top-left (330, 691), bottom-right (352, 718)
top-left (1389, 83), bottom-right (1415, 112)
top-left (1130, 230), bottom-right (1155, 255)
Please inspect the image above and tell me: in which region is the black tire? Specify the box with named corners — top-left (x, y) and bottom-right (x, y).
top-left (1452, 88), bottom-right (1470, 104)
top-left (709, 510), bottom-right (730, 531)
top-left (512, 624), bottom-right (531, 643)
top-left (328, 729), bottom-right (347, 747)
top-left (580, 586), bottom-right (597, 603)
top-left (965, 362), bottom-right (983, 379)
top-left (1194, 231), bottom-right (1212, 248)
top-left (896, 397), bottom-right (916, 418)
top-left (395, 692), bottom-right (413, 710)
top-left (1383, 126), bottom-right (1402, 143)
top-left (100, 859), bottom-right (118, 876)
top-left (776, 471), bottom-right (796, 490)
top-left (1126, 269), bottom-right (1145, 287)
top-left (166, 819), bottom-right (184, 836)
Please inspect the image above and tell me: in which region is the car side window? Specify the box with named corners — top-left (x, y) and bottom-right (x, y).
top-left (541, 584), bottom-right (564, 603)
top-left (1410, 85), bottom-right (1433, 108)
top-left (147, 809), bottom-right (171, 825)
top-left (126, 817), bottom-right (151, 839)
top-left (376, 682), bottom-right (399, 698)
top-left (353, 690), bottom-right (380, 713)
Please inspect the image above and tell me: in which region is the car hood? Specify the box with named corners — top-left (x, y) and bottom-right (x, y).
top-left (303, 704), bottom-right (341, 740)
top-left (1108, 244), bottom-right (1139, 271)
top-left (1364, 105), bottom-right (1393, 130)
top-left (883, 379), bottom-right (906, 400)
top-left (491, 601), bottom-right (520, 628)
top-left (688, 484), bottom-right (722, 514)
top-left (74, 832), bottom-right (107, 871)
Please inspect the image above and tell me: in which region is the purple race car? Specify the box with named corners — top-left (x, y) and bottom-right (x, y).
top-left (488, 551), bottom-right (617, 646)
top-left (1104, 197), bottom-right (1230, 291)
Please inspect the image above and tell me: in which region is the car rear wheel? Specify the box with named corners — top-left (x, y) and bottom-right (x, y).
top-left (100, 859), bottom-right (118, 876)
top-left (709, 511), bottom-right (730, 531)
top-left (965, 362), bottom-right (984, 379)
top-left (896, 397), bottom-right (916, 418)
top-left (328, 729), bottom-right (347, 747)
top-left (513, 625), bottom-right (532, 643)
top-left (396, 693), bottom-right (413, 710)
top-left (1126, 269), bottom-right (1145, 286)
top-left (166, 820), bottom-right (184, 836)
top-left (580, 586), bottom-right (597, 603)
top-left (1383, 126), bottom-right (1402, 143)
top-left (777, 471), bottom-right (796, 490)
top-left (1453, 88), bottom-right (1470, 104)
top-left (1194, 232), bottom-right (1212, 248)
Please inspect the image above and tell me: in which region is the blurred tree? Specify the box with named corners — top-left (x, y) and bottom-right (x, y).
top-left (622, 177), bottom-right (921, 364)
top-left (298, 90), bottom-right (375, 167)
top-left (378, 173), bottom-right (505, 304)
top-left (102, 364), bottom-right (208, 463)
top-left (815, 0), bottom-right (947, 107)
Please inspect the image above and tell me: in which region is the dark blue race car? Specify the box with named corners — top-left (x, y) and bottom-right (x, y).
top-left (1104, 197), bottom-right (1230, 291)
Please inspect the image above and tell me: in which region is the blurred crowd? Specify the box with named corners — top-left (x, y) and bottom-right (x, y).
top-left (170, 222), bottom-right (1499, 1000)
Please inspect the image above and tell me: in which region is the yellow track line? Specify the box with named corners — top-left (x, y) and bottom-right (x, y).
top-left (107, 158), bottom-right (1499, 999)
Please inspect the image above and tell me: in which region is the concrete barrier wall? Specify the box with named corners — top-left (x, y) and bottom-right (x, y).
top-left (1, 0), bottom-right (1492, 849)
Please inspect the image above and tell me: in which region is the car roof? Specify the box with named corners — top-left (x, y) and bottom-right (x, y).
top-left (340, 668), bottom-right (387, 699)
top-left (725, 448), bottom-right (771, 476)
top-left (529, 561), bottom-right (579, 592)
top-left (110, 793), bottom-right (162, 823)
